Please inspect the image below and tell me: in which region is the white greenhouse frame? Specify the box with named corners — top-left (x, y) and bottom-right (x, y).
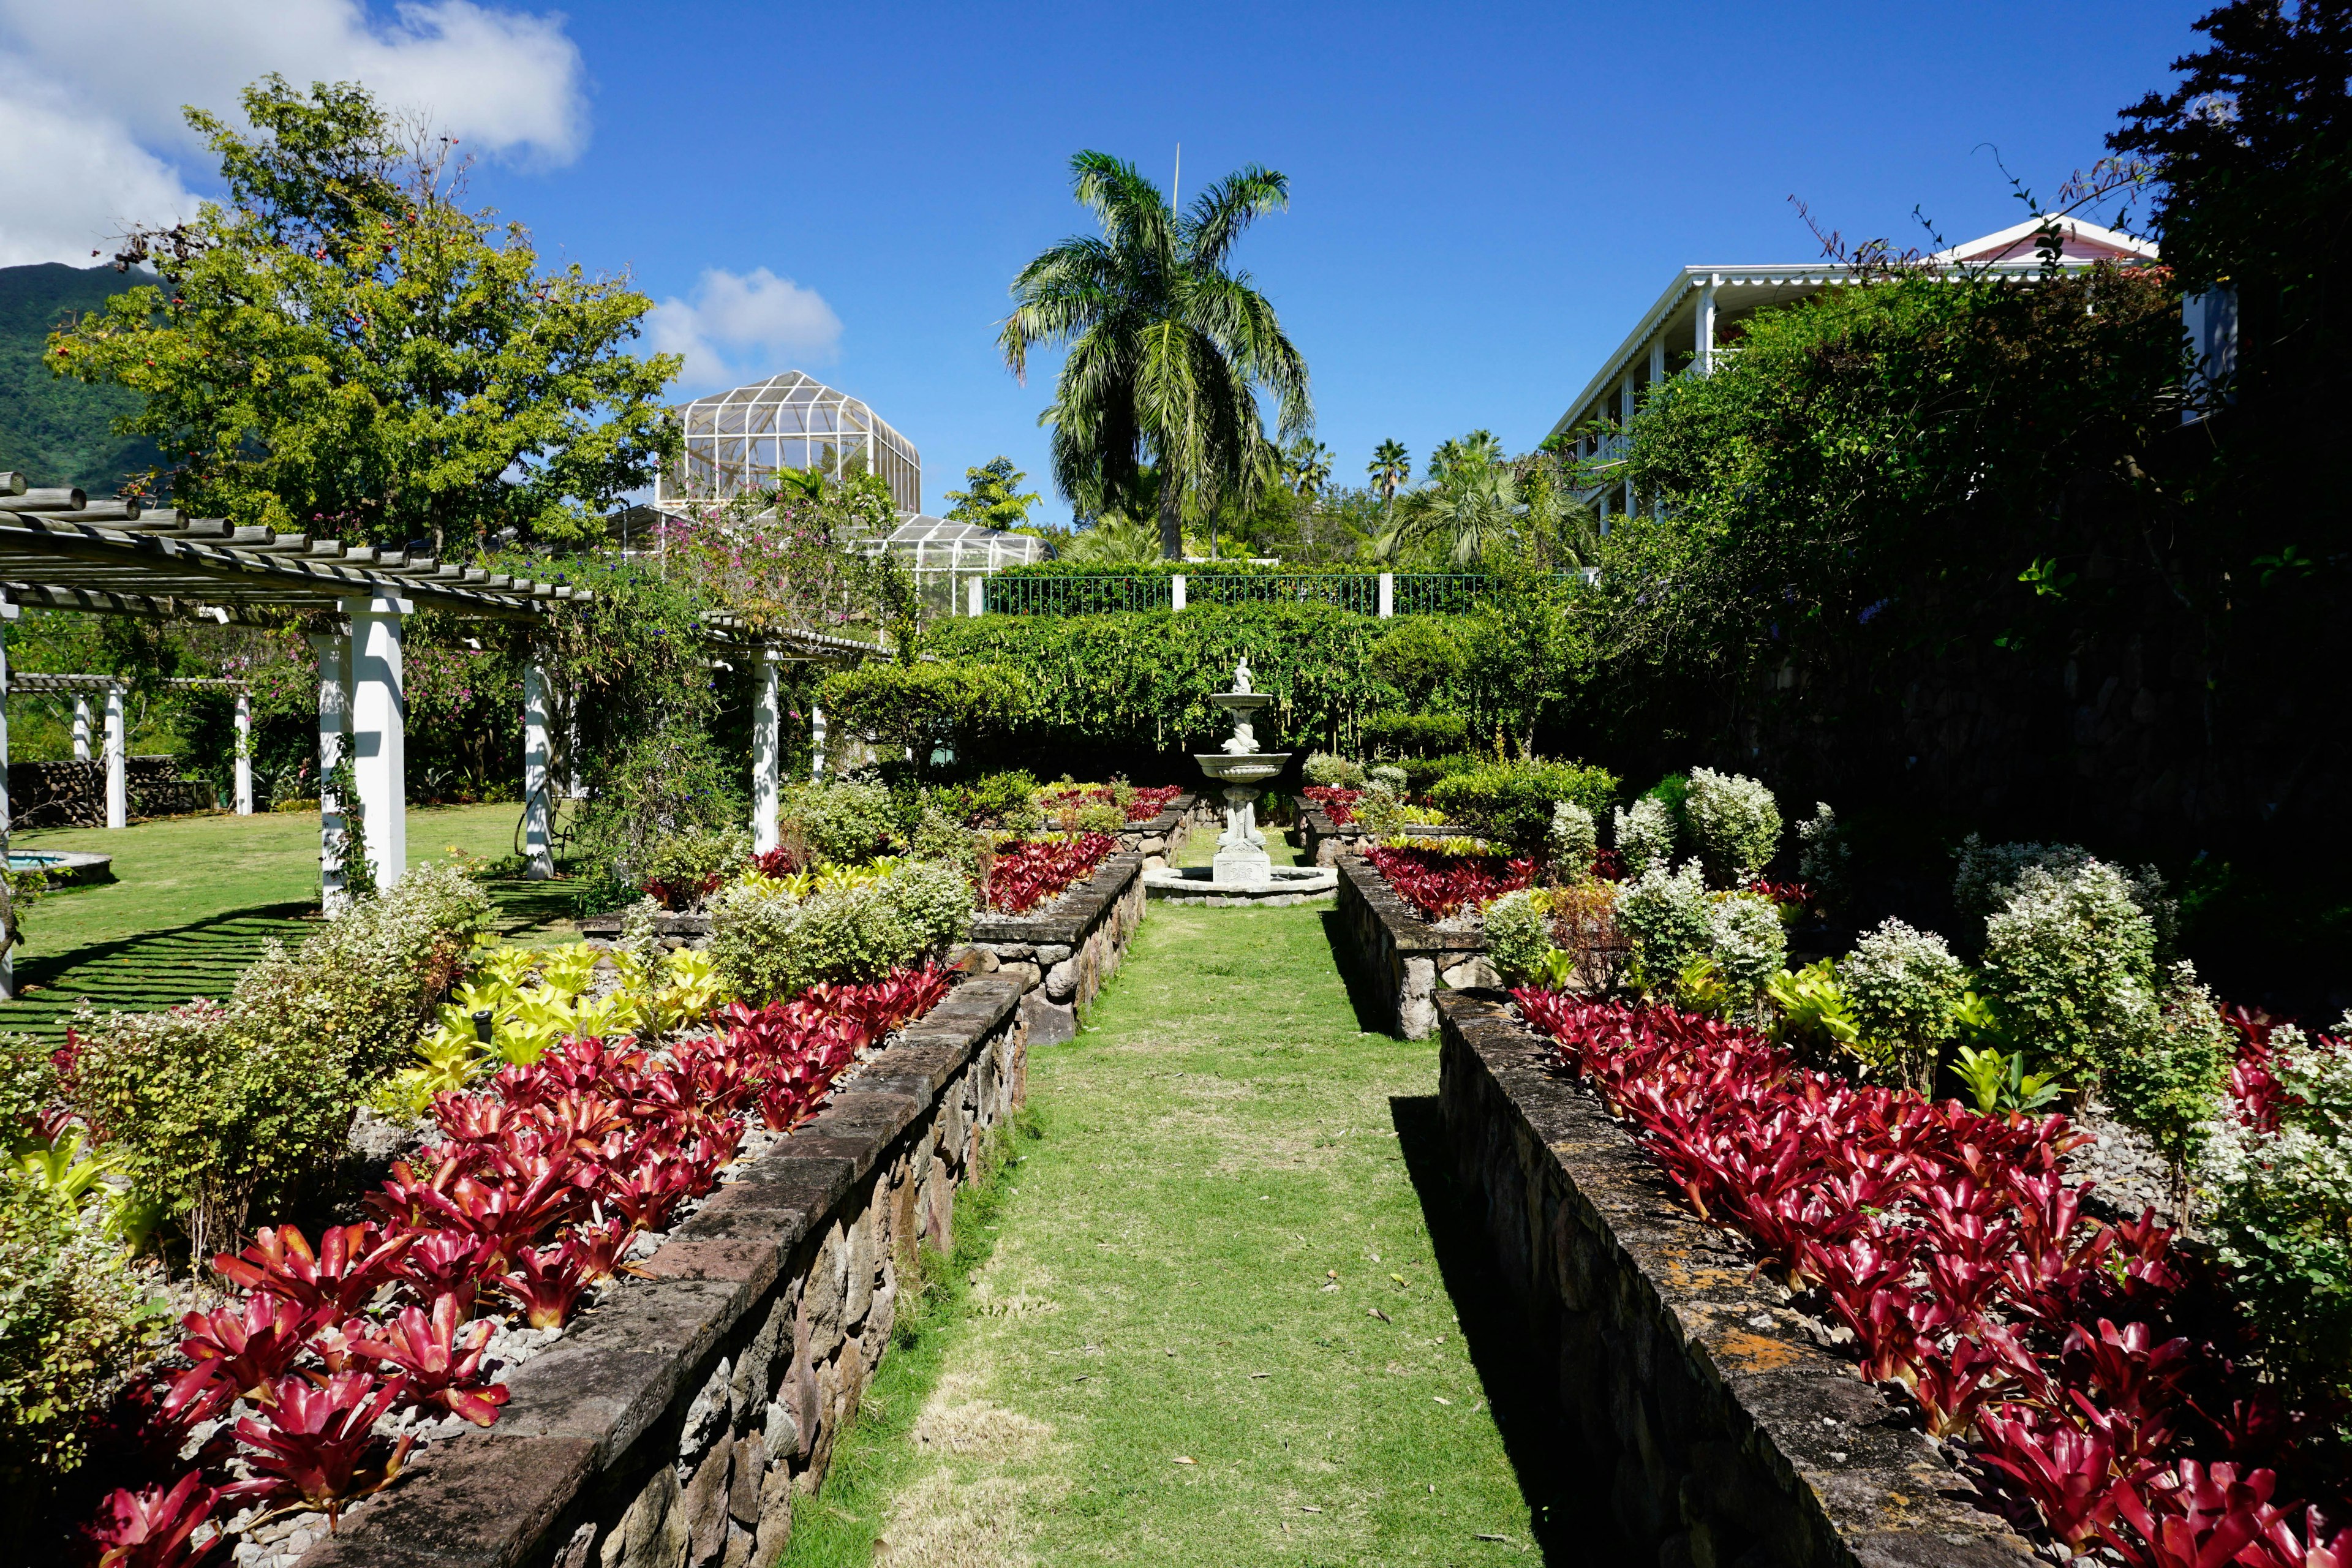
top-left (657, 372), bottom-right (923, 518)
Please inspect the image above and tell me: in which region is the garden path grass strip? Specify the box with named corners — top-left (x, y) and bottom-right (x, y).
top-left (784, 890), bottom-right (1621, 1566)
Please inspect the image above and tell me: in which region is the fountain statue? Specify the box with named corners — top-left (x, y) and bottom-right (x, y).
top-left (1140, 655), bottom-right (1339, 905)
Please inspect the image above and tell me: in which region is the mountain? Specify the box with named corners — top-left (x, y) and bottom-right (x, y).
top-left (0, 262), bottom-right (162, 497)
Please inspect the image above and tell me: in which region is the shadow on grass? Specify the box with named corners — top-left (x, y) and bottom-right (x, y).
top-left (1390, 1091), bottom-right (1632, 1567)
top-left (1317, 908), bottom-right (1395, 1036)
top-left (1, 902), bottom-right (318, 1031)
top-left (482, 875), bottom-right (582, 933)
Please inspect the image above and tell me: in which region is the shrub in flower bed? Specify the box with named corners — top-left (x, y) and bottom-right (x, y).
top-left (709, 858), bottom-right (973, 1002)
top-left (1035, 779), bottom-right (1182, 825)
top-left (66, 962), bottom-right (954, 1564)
top-left (1362, 843), bottom-right (1534, 922)
top-left (983, 831), bottom-right (1117, 914)
top-left (1510, 989), bottom-right (2351, 1567)
top-left (1428, 758), bottom-right (1617, 854)
top-left (1301, 785), bottom-right (1363, 825)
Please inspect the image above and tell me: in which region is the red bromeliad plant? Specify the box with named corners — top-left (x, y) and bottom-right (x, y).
top-left (77, 960), bottom-right (961, 1548)
top-left (986, 833), bottom-right (1116, 914)
top-left (83, 1474), bottom-right (226, 1568)
top-left (1365, 845), bottom-right (1535, 922)
top-left (1301, 785), bottom-right (1363, 826)
top-left (1509, 989), bottom-right (2350, 1563)
top-left (225, 1372), bottom-right (412, 1525)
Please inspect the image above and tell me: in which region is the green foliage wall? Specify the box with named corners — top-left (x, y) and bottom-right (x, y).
top-left (929, 603), bottom-right (1447, 756)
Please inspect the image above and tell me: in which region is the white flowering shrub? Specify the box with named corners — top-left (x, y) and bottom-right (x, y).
top-left (2199, 1023), bottom-right (2352, 1389)
top-left (1842, 919), bottom-right (1970, 1049)
top-left (1479, 888), bottom-right (1554, 983)
top-left (1685, 767), bottom-right (1782, 886)
top-left (1980, 860), bottom-right (2157, 1087)
top-left (1795, 802), bottom-right (1850, 909)
top-left (1953, 835), bottom-right (2179, 953)
top-left (1616, 860), bottom-right (1711, 989)
top-left (1705, 892), bottom-right (1786, 1000)
top-left (1547, 801), bottom-right (1599, 874)
top-left (1368, 763), bottom-right (1408, 793)
top-left (1302, 752), bottom-right (1367, 788)
top-left (1613, 796), bottom-right (1676, 879)
top-left (2107, 961), bottom-right (2233, 1175)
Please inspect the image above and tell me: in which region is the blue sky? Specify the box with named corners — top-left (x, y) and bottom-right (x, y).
top-left (1, 0), bottom-right (2215, 525)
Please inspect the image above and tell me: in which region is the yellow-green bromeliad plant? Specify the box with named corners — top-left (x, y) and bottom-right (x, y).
top-left (372, 938), bottom-right (731, 1118)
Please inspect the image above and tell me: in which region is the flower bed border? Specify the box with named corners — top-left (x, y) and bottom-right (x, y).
top-left (1297, 805), bottom-right (1469, 868)
top-left (295, 974), bottom-right (1028, 1568)
top-left (1436, 988), bottom-right (2035, 1568)
top-left (1114, 791), bottom-right (1210, 869)
top-left (963, 851), bottom-right (1148, 1046)
top-left (1333, 854), bottom-right (1497, 1039)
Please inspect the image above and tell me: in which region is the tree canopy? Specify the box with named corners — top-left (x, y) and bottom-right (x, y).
top-left (48, 76), bottom-right (679, 551)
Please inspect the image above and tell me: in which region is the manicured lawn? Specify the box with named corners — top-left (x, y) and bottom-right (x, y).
top-left (1, 804), bottom-right (581, 1033)
top-left (785, 885), bottom-right (1610, 1564)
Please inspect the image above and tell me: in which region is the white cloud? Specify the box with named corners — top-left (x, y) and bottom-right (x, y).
top-left (0, 80), bottom-right (197, 268)
top-left (0, 0), bottom-right (587, 264)
top-left (646, 268), bottom-right (845, 390)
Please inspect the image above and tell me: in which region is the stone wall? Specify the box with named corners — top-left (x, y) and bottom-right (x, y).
top-left (1333, 856), bottom-right (1496, 1039)
top-left (300, 976), bottom-right (1028, 1568)
top-left (1437, 990), bottom-right (2035, 1568)
top-left (1116, 793), bottom-right (1213, 869)
top-left (961, 851), bottom-right (1147, 1046)
top-left (1298, 807), bottom-right (1468, 869)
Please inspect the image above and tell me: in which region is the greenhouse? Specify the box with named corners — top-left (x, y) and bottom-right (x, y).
top-left (655, 370), bottom-right (924, 516)
top-left (858, 513), bottom-right (1048, 616)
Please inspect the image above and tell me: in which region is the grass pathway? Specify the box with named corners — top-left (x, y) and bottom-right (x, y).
top-left (786, 841), bottom-right (1611, 1566)
top-left (1, 804), bottom-right (578, 1033)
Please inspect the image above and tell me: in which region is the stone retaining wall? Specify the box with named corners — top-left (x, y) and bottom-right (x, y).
top-left (1117, 793), bottom-right (1213, 869)
top-left (301, 975), bottom-right (1028, 1568)
top-left (1437, 990), bottom-right (2035, 1568)
top-left (1333, 856), bottom-right (1496, 1039)
top-left (962, 851), bottom-right (1147, 1046)
top-left (1297, 807), bottom-right (1468, 868)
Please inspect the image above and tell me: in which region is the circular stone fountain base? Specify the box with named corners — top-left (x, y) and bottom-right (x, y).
top-left (1142, 864), bottom-right (1337, 905)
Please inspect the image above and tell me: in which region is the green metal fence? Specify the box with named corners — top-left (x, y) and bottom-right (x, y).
top-left (984, 574), bottom-right (1175, 615)
top-left (1183, 573), bottom-right (1382, 612)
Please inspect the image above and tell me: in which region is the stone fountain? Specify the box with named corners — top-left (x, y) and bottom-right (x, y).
top-left (1141, 656), bottom-right (1338, 905)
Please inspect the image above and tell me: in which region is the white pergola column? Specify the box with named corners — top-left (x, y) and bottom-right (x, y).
top-left (344, 595), bottom-right (409, 894)
top-left (103, 682), bottom-right (126, 830)
top-left (71, 695), bottom-right (90, 761)
top-left (1696, 281), bottom-right (1718, 374)
top-left (810, 703), bottom-right (827, 780)
top-left (0, 599), bottom-right (16, 1000)
top-left (521, 660), bottom-right (552, 880)
top-left (311, 630), bottom-right (350, 914)
top-left (751, 649), bottom-right (783, 853)
top-left (232, 688), bottom-right (253, 815)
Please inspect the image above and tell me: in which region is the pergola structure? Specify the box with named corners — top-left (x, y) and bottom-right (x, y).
top-left (701, 613), bottom-right (892, 852)
top-left (0, 477), bottom-right (586, 994)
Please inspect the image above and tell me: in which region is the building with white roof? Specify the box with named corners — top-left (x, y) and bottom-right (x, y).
top-left (1547, 217), bottom-right (2164, 519)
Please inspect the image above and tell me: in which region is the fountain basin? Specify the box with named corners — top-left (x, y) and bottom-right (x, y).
top-left (1142, 863), bottom-right (1337, 905)
top-left (1208, 692), bottom-right (1275, 712)
top-left (1193, 753), bottom-right (1287, 786)
top-left (8, 849), bottom-right (112, 886)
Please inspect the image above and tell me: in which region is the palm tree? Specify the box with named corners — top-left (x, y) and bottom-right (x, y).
top-left (1000, 152), bottom-right (1312, 560)
top-left (1060, 512), bottom-right (1161, 564)
top-left (1283, 436), bottom-right (1332, 499)
top-left (1368, 439), bottom-right (1409, 510)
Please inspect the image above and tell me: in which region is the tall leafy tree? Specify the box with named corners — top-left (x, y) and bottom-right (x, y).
top-left (999, 151), bottom-right (1312, 560)
top-left (941, 455), bottom-right (1044, 530)
top-left (49, 76), bottom-right (679, 550)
